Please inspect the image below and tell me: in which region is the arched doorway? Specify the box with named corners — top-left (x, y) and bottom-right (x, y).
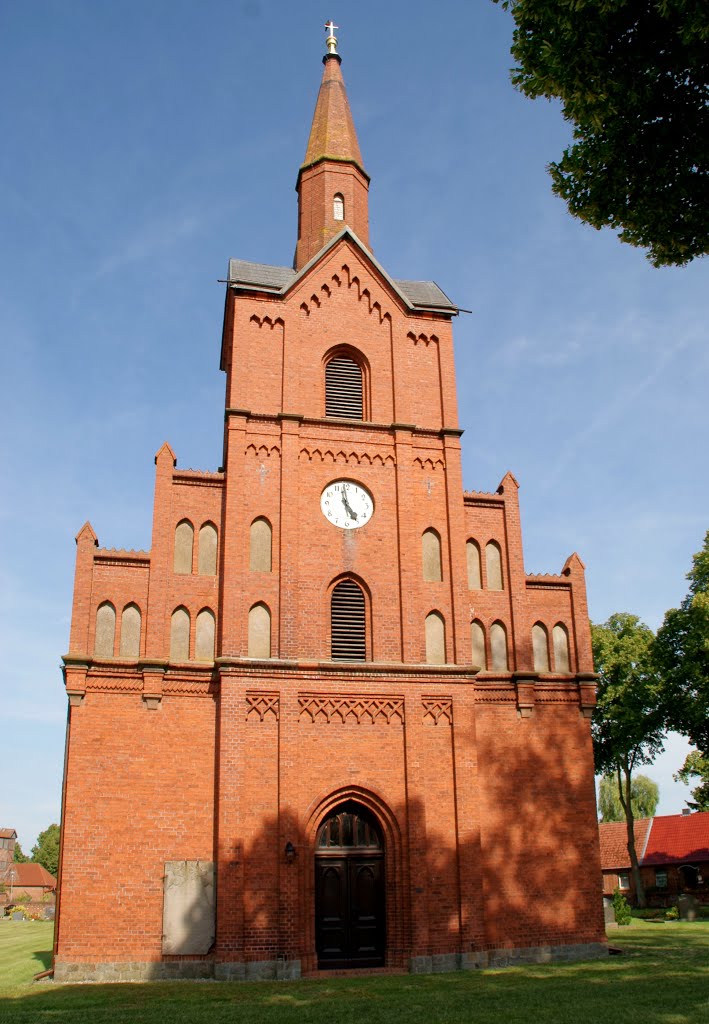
top-left (315, 802), bottom-right (385, 968)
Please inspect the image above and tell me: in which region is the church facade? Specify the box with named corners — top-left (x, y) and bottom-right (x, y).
top-left (55, 29), bottom-right (605, 982)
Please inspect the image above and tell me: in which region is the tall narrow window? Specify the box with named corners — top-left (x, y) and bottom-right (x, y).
top-left (485, 541), bottom-right (503, 590)
top-left (532, 623), bottom-right (550, 672)
top-left (553, 623), bottom-right (571, 672)
top-left (195, 609), bottom-right (215, 661)
top-left (174, 520), bottom-right (194, 575)
top-left (333, 193), bottom-right (344, 221)
top-left (422, 529), bottom-right (443, 582)
top-left (425, 611), bottom-right (446, 664)
top-left (490, 621), bottom-right (508, 671)
top-left (331, 579), bottom-right (366, 661)
top-left (250, 518), bottom-right (272, 572)
top-left (95, 602), bottom-right (116, 657)
top-left (198, 523), bottom-right (218, 575)
top-left (325, 355), bottom-right (363, 419)
top-left (467, 539), bottom-right (482, 589)
top-left (119, 604), bottom-right (141, 658)
top-left (471, 619), bottom-right (486, 669)
top-left (170, 607), bottom-right (190, 662)
top-left (248, 603), bottom-right (271, 658)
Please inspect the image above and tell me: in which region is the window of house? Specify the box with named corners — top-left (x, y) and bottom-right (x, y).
top-left (333, 193), bottom-right (344, 221)
top-left (485, 541), bottom-right (503, 590)
top-left (198, 523), bottom-right (218, 576)
top-left (174, 520), bottom-right (194, 574)
top-left (618, 872), bottom-right (630, 890)
top-left (250, 518), bottom-right (272, 572)
top-left (422, 529), bottom-right (443, 582)
top-left (655, 870), bottom-right (668, 889)
top-left (331, 579), bottom-right (366, 661)
top-left (325, 355), bottom-right (363, 419)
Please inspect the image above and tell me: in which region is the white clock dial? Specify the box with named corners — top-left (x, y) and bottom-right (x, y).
top-left (320, 480), bottom-right (374, 530)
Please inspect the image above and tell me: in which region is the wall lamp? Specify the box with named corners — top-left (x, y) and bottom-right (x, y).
top-left (284, 841), bottom-right (297, 864)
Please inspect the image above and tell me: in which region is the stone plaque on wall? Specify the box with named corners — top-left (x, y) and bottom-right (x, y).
top-left (162, 860), bottom-right (216, 955)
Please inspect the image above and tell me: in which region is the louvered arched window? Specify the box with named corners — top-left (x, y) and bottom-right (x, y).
top-left (325, 355), bottom-right (363, 419)
top-left (333, 193), bottom-right (344, 221)
top-left (331, 579), bottom-right (366, 661)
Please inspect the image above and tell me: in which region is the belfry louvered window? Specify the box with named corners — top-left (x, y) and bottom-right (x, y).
top-left (331, 579), bottom-right (366, 661)
top-left (325, 356), bottom-right (363, 419)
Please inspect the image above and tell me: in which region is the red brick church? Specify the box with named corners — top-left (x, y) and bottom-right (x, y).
top-left (55, 26), bottom-right (605, 981)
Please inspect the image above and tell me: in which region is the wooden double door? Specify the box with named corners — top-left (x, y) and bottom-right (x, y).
top-left (315, 806), bottom-right (386, 969)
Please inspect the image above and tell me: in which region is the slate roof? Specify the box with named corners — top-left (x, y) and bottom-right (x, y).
top-left (227, 229), bottom-right (458, 314)
top-left (643, 811), bottom-right (709, 866)
top-left (3, 862), bottom-right (56, 887)
top-left (599, 811), bottom-right (709, 870)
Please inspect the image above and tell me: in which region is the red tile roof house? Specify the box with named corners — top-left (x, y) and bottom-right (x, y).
top-left (0, 828), bottom-right (17, 874)
top-left (1, 863), bottom-right (57, 904)
top-left (599, 811), bottom-right (709, 906)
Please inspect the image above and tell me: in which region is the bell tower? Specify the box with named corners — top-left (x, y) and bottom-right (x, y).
top-left (295, 22), bottom-right (370, 268)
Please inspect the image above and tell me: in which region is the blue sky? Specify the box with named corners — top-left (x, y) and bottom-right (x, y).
top-left (2, 2), bottom-right (706, 852)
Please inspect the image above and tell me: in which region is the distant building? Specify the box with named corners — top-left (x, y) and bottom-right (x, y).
top-left (600, 811), bottom-right (709, 904)
top-left (3, 862), bottom-right (56, 902)
top-left (0, 828), bottom-right (17, 875)
top-left (56, 27), bottom-right (605, 982)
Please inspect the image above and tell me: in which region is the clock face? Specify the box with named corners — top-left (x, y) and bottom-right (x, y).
top-left (320, 480), bottom-right (374, 530)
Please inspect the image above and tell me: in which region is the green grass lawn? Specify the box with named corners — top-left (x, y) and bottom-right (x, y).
top-left (0, 920), bottom-right (708, 1024)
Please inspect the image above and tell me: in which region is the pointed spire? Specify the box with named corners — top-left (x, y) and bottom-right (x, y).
top-left (295, 26), bottom-right (370, 269)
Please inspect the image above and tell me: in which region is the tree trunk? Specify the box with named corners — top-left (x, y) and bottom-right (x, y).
top-left (616, 765), bottom-right (646, 907)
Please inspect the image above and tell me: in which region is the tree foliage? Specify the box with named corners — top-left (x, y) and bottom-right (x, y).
top-left (655, 531), bottom-right (709, 754)
top-left (12, 840), bottom-right (29, 863)
top-left (31, 824), bottom-right (60, 878)
top-left (493, 0), bottom-right (709, 266)
top-left (598, 772), bottom-right (659, 822)
top-left (592, 613), bottom-right (664, 906)
top-left (674, 750), bottom-right (709, 812)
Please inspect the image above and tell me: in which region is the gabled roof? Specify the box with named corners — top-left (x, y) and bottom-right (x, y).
top-left (598, 819), bottom-right (652, 870)
top-left (227, 227), bottom-right (458, 315)
top-left (643, 811), bottom-right (709, 866)
top-left (0, 828), bottom-right (17, 839)
top-left (3, 862), bottom-right (56, 887)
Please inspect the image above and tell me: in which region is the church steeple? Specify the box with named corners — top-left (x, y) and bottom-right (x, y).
top-left (294, 24), bottom-right (370, 269)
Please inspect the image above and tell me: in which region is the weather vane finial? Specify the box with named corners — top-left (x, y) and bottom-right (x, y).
top-left (324, 20), bottom-right (339, 55)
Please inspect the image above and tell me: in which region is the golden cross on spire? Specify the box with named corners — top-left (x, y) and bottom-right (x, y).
top-left (324, 20), bottom-right (339, 55)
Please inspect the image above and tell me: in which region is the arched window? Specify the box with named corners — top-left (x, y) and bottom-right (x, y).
top-left (248, 603), bottom-right (271, 658)
top-left (250, 517), bottom-right (272, 572)
top-left (94, 602), bottom-right (116, 657)
top-left (174, 520), bottom-right (194, 575)
top-left (532, 623), bottom-right (550, 672)
top-left (333, 193), bottom-right (344, 221)
top-left (325, 354), bottom-right (363, 419)
top-left (467, 539), bottom-right (482, 589)
top-left (485, 541), bottom-right (503, 590)
top-left (170, 607), bottom-right (190, 662)
top-left (425, 611), bottom-right (446, 665)
top-left (490, 621), bottom-right (508, 671)
top-left (198, 523), bottom-right (218, 575)
top-left (195, 608), bottom-right (215, 661)
top-left (331, 579), bottom-right (366, 661)
top-left (422, 528), bottom-right (443, 582)
top-left (119, 604), bottom-right (141, 659)
top-left (471, 619), bottom-right (486, 669)
top-left (553, 623), bottom-right (571, 672)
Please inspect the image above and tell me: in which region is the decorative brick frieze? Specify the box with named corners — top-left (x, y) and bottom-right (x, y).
top-left (245, 691), bottom-right (280, 721)
top-left (298, 693), bottom-right (404, 725)
top-left (421, 696), bottom-right (452, 724)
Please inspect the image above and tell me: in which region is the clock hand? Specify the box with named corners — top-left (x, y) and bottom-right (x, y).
top-left (341, 491), bottom-right (358, 521)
